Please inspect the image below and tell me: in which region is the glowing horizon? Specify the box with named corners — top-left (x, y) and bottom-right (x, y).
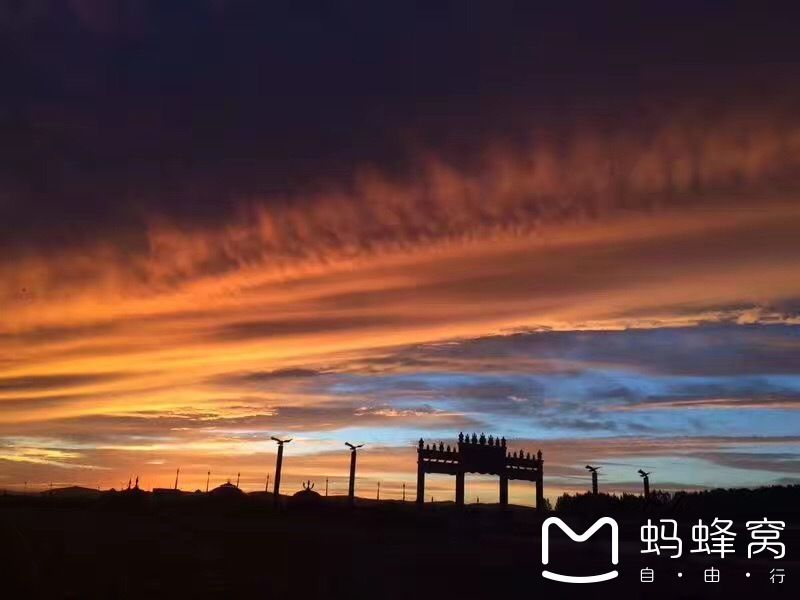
top-left (3, 3), bottom-right (800, 504)
top-left (4, 123), bottom-right (800, 503)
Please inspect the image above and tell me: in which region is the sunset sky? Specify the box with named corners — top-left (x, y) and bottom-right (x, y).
top-left (2, 1), bottom-right (800, 504)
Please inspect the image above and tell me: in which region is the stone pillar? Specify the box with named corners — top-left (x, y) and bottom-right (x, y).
top-left (455, 471), bottom-right (465, 506)
top-left (642, 475), bottom-right (650, 501)
top-left (536, 454), bottom-right (545, 511)
top-left (348, 449), bottom-right (357, 505)
top-left (273, 443), bottom-right (284, 507)
top-left (416, 461), bottom-right (425, 504)
top-left (499, 474), bottom-right (509, 507)
top-left (591, 471), bottom-right (598, 495)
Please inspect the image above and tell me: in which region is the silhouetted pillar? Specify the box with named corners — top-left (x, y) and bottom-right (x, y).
top-left (642, 475), bottom-right (650, 501)
top-left (273, 443), bottom-right (284, 507)
top-left (455, 471), bottom-right (465, 506)
top-left (536, 452), bottom-right (545, 511)
top-left (591, 471), bottom-right (598, 495)
top-left (416, 461), bottom-right (425, 504)
top-left (499, 474), bottom-right (509, 507)
top-left (348, 448), bottom-right (357, 505)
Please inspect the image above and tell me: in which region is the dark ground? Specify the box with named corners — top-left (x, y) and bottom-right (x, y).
top-left (0, 489), bottom-right (797, 599)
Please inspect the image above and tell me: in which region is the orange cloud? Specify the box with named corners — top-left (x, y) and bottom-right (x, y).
top-left (3, 108), bottom-right (800, 493)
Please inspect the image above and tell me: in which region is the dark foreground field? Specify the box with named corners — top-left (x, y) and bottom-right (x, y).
top-left (1, 490), bottom-right (797, 599)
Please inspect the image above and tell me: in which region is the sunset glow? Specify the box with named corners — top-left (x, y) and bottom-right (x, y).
top-left (3, 1), bottom-right (800, 504)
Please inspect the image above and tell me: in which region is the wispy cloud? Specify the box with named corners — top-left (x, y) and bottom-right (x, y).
top-left (2, 107), bottom-right (800, 495)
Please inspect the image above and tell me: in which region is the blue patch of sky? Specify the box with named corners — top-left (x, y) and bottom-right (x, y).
top-left (307, 368), bottom-right (800, 440)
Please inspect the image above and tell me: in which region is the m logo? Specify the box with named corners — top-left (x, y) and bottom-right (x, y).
top-left (541, 516), bottom-right (619, 583)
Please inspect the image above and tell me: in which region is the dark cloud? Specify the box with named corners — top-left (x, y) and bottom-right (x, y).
top-left (694, 452), bottom-right (800, 474)
top-left (0, 399), bottom-right (479, 444)
top-left (220, 368), bottom-right (325, 384)
top-left (620, 393), bottom-right (800, 411)
top-left (0, 393), bottom-right (94, 414)
top-left (0, 321), bottom-right (118, 344)
top-left (198, 320), bottom-right (800, 436)
top-left (537, 418), bottom-right (618, 433)
top-left (0, 372), bottom-right (127, 392)
top-left (209, 315), bottom-right (393, 342)
top-left (2, 1), bottom-right (800, 250)
top-left (366, 322), bottom-right (800, 377)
